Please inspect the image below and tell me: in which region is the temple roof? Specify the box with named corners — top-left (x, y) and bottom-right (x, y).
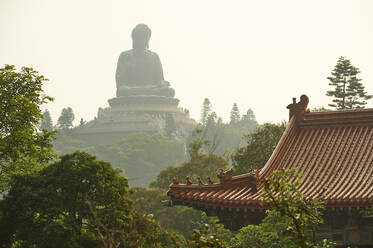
top-left (167, 95), bottom-right (373, 209)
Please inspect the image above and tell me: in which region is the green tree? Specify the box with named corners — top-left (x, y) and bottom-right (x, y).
top-left (40, 109), bottom-right (53, 131)
top-left (188, 224), bottom-right (229, 248)
top-left (53, 132), bottom-right (95, 155)
top-left (191, 107), bottom-right (258, 157)
top-left (231, 211), bottom-right (293, 248)
top-left (200, 98), bottom-right (212, 125)
top-left (58, 107), bottom-right (75, 130)
top-left (197, 213), bottom-right (232, 247)
top-left (130, 187), bottom-right (232, 242)
top-left (150, 137), bottom-right (228, 189)
top-left (0, 65), bottom-right (55, 192)
top-left (0, 151), bottom-right (176, 248)
top-left (229, 103), bottom-right (240, 125)
top-left (130, 138), bottom-right (231, 241)
top-left (200, 112), bottom-right (224, 154)
top-left (326, 56), bottom-right (372, 109)
top-left (53, 132), bottom-right (186, 187)
top-left (232, 122), bottom-right (286, 175)
top-left (262, 169), bottom-right (332, 248)
top-left (232, 169), bottom-right (334, 248)
top-left (131, 187), bottom-right (201, 239)
top-left (95, 132), bottom-right (186, 187)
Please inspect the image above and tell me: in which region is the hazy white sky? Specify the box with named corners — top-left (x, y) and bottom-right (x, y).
top-left (1, 0), bottom-right (373, 124)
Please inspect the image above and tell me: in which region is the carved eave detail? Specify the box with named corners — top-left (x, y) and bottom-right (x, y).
top-left (168, 169), bottom-right (260, 196)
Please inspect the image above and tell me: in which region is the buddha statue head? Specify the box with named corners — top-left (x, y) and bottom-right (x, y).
top-left (132, 24), bottom-right (151, 50)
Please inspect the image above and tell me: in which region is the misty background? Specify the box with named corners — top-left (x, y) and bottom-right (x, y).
top-left (1, 0), bottom-right (372, 124)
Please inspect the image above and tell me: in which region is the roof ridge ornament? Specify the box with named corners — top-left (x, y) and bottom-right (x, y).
top-left (217, 168), bottom-right (233, 186)
top-left (207, 176), bottom-right (214, 185)
top-left (197, 176), bottom-right (205, 185)
top-left (287, 94), bottom-right (310, 121)
top-left (186, 176), bottom-right (193, 185)
top-left (172, 177), bottom-right (180, 185)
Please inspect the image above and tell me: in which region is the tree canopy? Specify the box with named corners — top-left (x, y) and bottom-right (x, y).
top-left (133, 138), bottom-right (232, 240)
top-left (40, 109), bottom-right (53, 131)
top-left (232, 122), bottom-right (286, 175)
top-left (0, 151), bottom-right (177, 248)
top-left (229, 103), bottom-right (240, 125)
top-left (232, 169), bottom-right (334, 248)
top-left (0, 65), bottom-right (55, 192)
top-left (192, 99), bottom-right (258, 157)
top-left (58, 107), bottom-right (75, 130)
top-left (326, 56), bottom-right (372, 109)
top-left (53, 132), bottom-right (186, 187)
top-left (200, 98), bottom-right (212, 125)
top-left (150, 138), bottom-right (228, 189)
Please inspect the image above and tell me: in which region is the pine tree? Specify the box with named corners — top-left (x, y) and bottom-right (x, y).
top-left (58, 107), bottom-right (75, 130)
top-left (326, 56), bottom-right (372, 109)
top-left (205, 112), bottom-right (217, 130)
top-left (230, 103), bottom-right (240, 124)
top-left (200, 98), bottom-right (212, 125)
top-left (40, 109), bottom-right (53, 131)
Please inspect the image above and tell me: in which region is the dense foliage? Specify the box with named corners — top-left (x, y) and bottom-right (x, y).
top-left (261, 169), bottom-right (331, 248)
top-left (188, 224), bottom-right (229, 248)
top-left (232, 122), bottom-right (286, 175)
top-left (53, 132), bottom-right (186, 187)
top-left (0, 152), bottom-right (178, 248)
top-left (0, 65), bottom-right (55, 192)
top-left (150, 138), bottom-right (228, 189)
top-left (130, 187), bottom-right (232, 242)
top-left (192, 99), bottom-right (258, 156)
top-left (232, 169), bottom-right (335, 248)
top-left (131, 138), bottom-right (232, 240)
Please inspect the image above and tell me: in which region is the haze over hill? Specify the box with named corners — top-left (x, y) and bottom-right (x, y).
top-left (1, 0), bottom-right (373, 124)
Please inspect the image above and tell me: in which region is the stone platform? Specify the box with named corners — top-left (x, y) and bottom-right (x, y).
top-left (74, 95), bottom-right (196, 144)
top-left (108, 95), bottom-right (179, 106)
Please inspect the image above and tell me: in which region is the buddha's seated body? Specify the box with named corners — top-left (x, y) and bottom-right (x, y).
top-left (115, 24), bottom-right (175, 98)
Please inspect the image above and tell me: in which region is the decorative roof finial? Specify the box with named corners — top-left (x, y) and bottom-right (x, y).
top-left (217, 168), bottom-right (233, 185)
top-left (197, 176), bottom-right (205, 185)
top-left (287, 94), bottom-right (310, 121)
top-left (186, 176), bottom-right (193, 185)
top-left (207, 176), bottom-right (214, 185)
top-left (172, 177), bottom-right (179, 185)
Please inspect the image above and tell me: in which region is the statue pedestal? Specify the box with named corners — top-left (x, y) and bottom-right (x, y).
top-left (108, 95), bottom-right (179, 107)
top-left (74, 95), bottom-right (196, 144)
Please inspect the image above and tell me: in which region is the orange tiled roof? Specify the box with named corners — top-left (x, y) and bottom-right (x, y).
top-left (167, 95), bottom-right (373, 209)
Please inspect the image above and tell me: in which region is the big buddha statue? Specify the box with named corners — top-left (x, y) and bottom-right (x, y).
top-left (115, 24), bottom-right (175, 98)
top-left (74, 24), bottom-right (196, 149)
